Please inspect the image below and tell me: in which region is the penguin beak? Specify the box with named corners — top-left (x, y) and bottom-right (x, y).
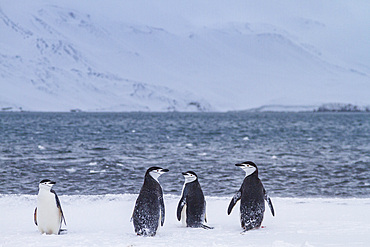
top-left (50, 181), bottom-right (56, 185)
top-left (161, 169), bottom-right (169, 173)
top-left (235, 163), bottom-right (243, 167)
top-left (182, 172), bottom-right (188, 176)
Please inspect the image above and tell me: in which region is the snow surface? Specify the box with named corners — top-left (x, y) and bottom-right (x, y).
top-left (0, 194), bottom-right (369, 246)
top-left (1, 0), bottom-right (370, 112)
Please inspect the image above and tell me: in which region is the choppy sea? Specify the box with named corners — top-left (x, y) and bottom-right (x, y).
top-left (0, 112), bottom-right (369, 197)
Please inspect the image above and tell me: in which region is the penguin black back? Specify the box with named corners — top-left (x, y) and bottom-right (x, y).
top-left (132, 167), bottom-right (169, 236)
top-left (227, 161), bottom-right (274, 231)
top-left (177, 171), bottom-right (213, 229)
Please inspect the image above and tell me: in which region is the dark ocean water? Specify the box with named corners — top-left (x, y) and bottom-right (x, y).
top-left (0, 112), bottom-right (369, 198)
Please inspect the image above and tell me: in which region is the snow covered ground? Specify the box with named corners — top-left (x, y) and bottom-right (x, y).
top-left (1, 194), bottom-right (369, 246)
top-left (1, 0), bottom-right (370, 111)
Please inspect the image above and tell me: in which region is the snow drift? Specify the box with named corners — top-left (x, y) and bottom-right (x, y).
top-left (0, 0), bottom-right (369, 111)
top-left (0, 194), bottom-right (369, 246)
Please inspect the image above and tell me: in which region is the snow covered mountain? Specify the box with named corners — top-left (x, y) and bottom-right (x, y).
top-left (1, 0), bottom-right (369, 112)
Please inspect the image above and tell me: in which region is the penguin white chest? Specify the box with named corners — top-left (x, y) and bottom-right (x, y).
top-left (181, 204), bottom-right (187, 226)
top-left (37, 192), bottom-right (61, 234)
top-left (180, 184), bottom-right (187, 226)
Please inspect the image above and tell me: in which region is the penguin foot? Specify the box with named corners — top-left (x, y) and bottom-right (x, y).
top-left (241, 225), bottom-right (261, 233)
top-left (136, 231), bottom-right (156, 237)
top-left (188, 224), bottom-right (214, 229)
top-left (200, 224), bottom-right (214, 230)
top-left (58, 229), bottom-right (68, 235)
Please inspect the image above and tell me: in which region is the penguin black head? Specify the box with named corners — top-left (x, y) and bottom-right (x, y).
top-left (39, 179), bottom-right (56, 190)
top-left (235, 161), bottom-right (258, 177)
top-left (146, 166), bottom-right (169, 181)
top-left (182, 171), bottom-right (198, 183)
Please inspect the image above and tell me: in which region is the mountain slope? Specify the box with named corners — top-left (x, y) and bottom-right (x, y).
top-left (1, 0), bottom-right (369, 111)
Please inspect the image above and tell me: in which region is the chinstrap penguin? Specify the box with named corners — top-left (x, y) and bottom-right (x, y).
top-left (34, 179), bottom-right (66, 235)
top-left (132, 167), bottom-right (169, 236)
top-left (177, 171), bottom-right (213, 229)
top-left (227, 161), bottom-right (275, 231)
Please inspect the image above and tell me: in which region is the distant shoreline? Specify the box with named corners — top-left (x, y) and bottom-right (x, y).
top-left (1, 103), bottom-right (370, 113)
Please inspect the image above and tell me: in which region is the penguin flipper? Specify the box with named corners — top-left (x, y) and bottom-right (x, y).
top-left (34, 207), bottom-right (38, 226)
top-left (160, 195), bottom-right (165, 226)
top-left (263, 189), bottom-right (275, 216)
top-left (52, 189), bottom-right (67, 225)
top-left (227, 190), bottom-right (241, 215)
top-left (204, 201), bottom-right (207, 223)
top-left (266, 196), bottom-right (275, 216)
top-left (176, 197), bottom-right (186, 221)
